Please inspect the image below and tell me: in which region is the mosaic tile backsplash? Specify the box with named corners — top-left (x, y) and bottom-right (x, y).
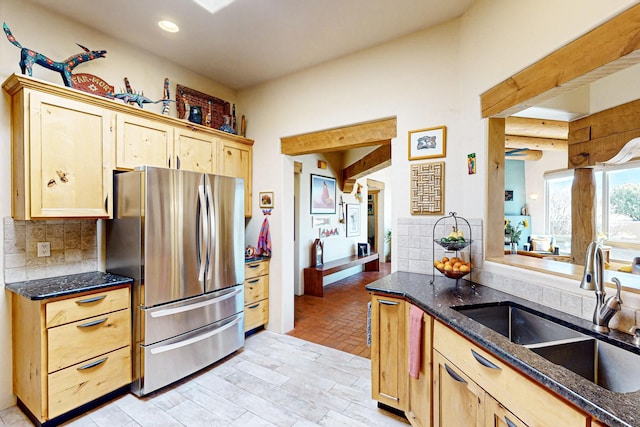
top-left (3, 217), bottom-right (98, 283)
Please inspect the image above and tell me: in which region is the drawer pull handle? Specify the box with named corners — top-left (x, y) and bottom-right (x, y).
top-left (77, 357), bottom-right (108, 370)
top-left (247, 279), bottom-right (260, 284)
top-left (76, 295), bottom-right (107, 304)
top-left (248, 264), bottom-right (260, 269)
top-left (444, 363), bottom-right (467, 384)
top-left (379, 392), bottom-right (399, 402)
top-left (471, 349), bottom-right (501, 370)
top-left (379, 300), bottom-right (398, 306)
top-left (504, 416), bottom-right (517, 427)
top-left (247, 303), bottom-right (260, 309)
top-left (77, 318), bottom-right (108, 328)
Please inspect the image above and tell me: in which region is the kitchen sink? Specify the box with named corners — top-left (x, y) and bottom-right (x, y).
top-left (453, 302), bottom-right (584, 345)
top-left (454, 302), bottom-right (640, 393)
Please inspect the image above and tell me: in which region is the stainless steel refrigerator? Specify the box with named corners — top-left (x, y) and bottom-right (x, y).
top-left (106, 166), bottom-right (245, 396)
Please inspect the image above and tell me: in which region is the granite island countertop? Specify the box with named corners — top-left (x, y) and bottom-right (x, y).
top-left (366, 272), bottom-right (640, 427)
top-left (5, 271), bottom-right (133, 300)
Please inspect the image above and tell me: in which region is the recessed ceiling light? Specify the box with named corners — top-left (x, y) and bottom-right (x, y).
top-left (193, 0), bottom-right (235, 14)
top-left (158, 20), bottom-right (179, 33)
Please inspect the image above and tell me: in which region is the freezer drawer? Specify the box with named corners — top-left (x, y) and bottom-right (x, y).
top-left (141, 285), bottom-right (243, 345)
top-left (136, 312), bottom-right (244, 396)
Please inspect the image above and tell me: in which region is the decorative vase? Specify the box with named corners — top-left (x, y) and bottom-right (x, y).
top-left (188, 105), bottom-right (203, 125)
top-left (219, 115), bottom-right (236, 134)
top-left (510, 242), bottom-right (518, 254)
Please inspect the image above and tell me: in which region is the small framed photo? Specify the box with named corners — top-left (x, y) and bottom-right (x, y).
top-left (310, 174), bottom-right (336, 214)
top-left (346, 203), bottom-right (361, 237)
top-left (505, 190), bottom-right (514, 201)
top-left (408, 125), bottom-right (447, 160)
top-left (312, 216), bottom-right (331, 228)
top-left (259, 191), bottom-right (274, 208)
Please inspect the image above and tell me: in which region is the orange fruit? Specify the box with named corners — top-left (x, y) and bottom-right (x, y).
top-left (442, 256), bottom-right (449, 263)
top-left (444, 264), bottom-right (453, 272)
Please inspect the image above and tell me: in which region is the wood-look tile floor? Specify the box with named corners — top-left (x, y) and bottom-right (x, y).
top-left (0, 329), bottom-right (407, 426)
top-left (288, 262), bottom-right (392, 359)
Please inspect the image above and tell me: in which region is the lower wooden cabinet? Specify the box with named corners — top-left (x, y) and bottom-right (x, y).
top-left (406, 306), bottom-right (432, 427)
top-left (12, 286), bottom-right (132, 423)
top-left (370, 294), bottom-right (407, 411)
top-left (244, 259), bottom-right (269, 332)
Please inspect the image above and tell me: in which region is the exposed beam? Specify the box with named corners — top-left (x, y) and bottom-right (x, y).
top-left (480, 4), bottom-right (640, 118)
top-left (342, 144), bottom-right (391, 192)
top-left (505, 117), bottom-right (568, 139)
top-left (505, 135), bottom-right (567, 151)
top-left (504, 148), bottom-right (543, 161)
top-left (280, 117), bottom-right (397, 155)
top-left (486, 118), bottom-right (506, 258)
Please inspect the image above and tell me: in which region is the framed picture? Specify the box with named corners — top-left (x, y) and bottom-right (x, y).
top-left (408, 125), bottom-right (447, 160)
top-left (505, 190), bottom-right (514, 201)
top-left (259, 191), bottom-right (274, 208)
top-left (346, 203), bottom-right (361, 237)
top-left (310, 174), bottom-right (336, 214)
top-left (410, 162), bottom-right (445, 215)
top-left (312, 216), bottom-right (331, 228)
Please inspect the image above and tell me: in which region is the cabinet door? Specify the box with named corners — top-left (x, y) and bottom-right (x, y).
top-left (485, 396), bottom-right (528, 427)
top-left (407, 307), bottom-right (432, 427)
top-left (371, 295), bottom-right (407, 411)
top-left (115, 113), bottom-right (173, 170)
top-left (29, 92), bottom-right (112, 218)
top-left (218, 139), bottom-right (252, 217)
top-left (433, 351), bottom-right (484, 427)
top-left (174, 127), bottom-right (217, 173)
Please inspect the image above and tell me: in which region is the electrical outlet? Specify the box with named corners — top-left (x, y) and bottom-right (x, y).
top-left (37, 242), bottom-right (51, 257)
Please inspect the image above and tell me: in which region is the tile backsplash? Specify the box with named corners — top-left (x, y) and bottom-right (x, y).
top-left (3, 217), bottom-right (98, 283)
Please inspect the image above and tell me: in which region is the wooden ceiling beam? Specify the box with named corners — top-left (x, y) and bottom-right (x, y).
top-left (342, 144), bottom-right (391, 191)
top-left (505, 117), bottom-right (568, 139)
top-left (505, 135), bottom-right (568, 151)
top-left (480, 4), bottom-right (640, 118)
top-left (280, 117), bottom-right (397, 155)
top-left (505, 148), bottom-right (543, 161)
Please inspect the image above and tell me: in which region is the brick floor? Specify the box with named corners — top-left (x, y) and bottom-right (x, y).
top-left (287, 262), bottom-right (391, 359)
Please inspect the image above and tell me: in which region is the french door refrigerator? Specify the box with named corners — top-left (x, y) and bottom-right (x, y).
top-left (106, 166), bottom-right (245, 396)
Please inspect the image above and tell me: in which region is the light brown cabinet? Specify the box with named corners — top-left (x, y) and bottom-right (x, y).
top-left (244, 259), bottom-right (269, 332)
top-left (115, 113), bottom-right (174, 170)
top-left (370, 294), bottom-right (407, 411)
top-left (406, 306), bottom-right (432, 427)
top-left (6, 85), bottom-right (113, 219)
top-left (11, 286), bottom-right (132, 423)
top-left (218, 139), bottom-right (253, 217)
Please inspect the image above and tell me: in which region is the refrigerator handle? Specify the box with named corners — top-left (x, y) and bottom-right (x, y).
top-left (205, 176), bottom-right (215, 282)
top-left (197, 184), bottom-right (208, 282)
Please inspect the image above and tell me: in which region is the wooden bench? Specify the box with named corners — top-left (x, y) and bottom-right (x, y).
top-left (303, 253), bottom-right (379, 297)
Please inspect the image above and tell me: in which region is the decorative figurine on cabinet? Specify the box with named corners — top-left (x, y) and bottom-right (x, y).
top-left (3, 22), bottom-right (107, 87)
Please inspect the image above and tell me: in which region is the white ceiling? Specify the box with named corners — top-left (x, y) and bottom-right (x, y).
top-left (25, 0), bottom-right (476, 90)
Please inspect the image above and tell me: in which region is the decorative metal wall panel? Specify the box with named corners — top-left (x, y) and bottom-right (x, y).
top-left (410, 162), bottom-right (444, 215)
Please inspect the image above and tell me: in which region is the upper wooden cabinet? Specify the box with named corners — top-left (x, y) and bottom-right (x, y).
top-left (218, 139), bottom-right (253, 217)
top-left (9, 88), bottom-right (113, 219)
top-left (3, 74), bottom-right (254, 218)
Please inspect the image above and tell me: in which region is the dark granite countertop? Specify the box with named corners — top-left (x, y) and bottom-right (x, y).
top-left (245, 256), bottom-right (270, 263)
top-left (366, 272), bottom-right (640, 427)
top-left (5, 271), bottom-right (133, 300)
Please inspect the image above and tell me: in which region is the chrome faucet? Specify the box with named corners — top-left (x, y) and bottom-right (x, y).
top-left (579, 241), bottom-right (623, 333)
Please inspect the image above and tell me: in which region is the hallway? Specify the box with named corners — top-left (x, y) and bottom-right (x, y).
top-left (287, 262), bottom-right (392, 359)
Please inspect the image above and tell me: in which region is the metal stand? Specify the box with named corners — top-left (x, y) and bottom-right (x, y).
top-left (431, 212), bottom-right (473, 285)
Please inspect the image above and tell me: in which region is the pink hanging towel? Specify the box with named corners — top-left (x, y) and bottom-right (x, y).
top-left (257, 211), bottom-right (272, 256)
top-left (408, 304), bottom-right (424, 379)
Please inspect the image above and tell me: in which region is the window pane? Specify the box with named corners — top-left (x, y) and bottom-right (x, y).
top-left (607, 168), bottom-right (640, 242)
top-left (546, 175), bottom-right (572, 253)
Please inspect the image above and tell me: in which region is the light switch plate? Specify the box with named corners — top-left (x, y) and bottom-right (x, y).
top-left (37, 242), bottom-right (51, 257)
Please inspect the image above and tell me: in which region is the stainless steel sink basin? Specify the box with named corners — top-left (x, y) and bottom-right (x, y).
top-left (454, 302), bottom-right (584, 345)
top-left (454, 302), bottom-right (640, 393)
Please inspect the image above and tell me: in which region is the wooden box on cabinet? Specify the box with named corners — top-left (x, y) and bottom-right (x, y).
top-left (12, 286), bottom-right (132, 423)
top-left (244, 259), bottom-right (269, 332)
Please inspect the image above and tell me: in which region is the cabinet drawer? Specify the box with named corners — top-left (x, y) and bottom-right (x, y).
top-left (244, 275), bottom-right (268, 304)
top-left (244, 300), bottom-right (268, 332)
top-left (46, 287), bottom-right (130, 328)
top-left (48, 346), bottom-right (131, 419)
top-left (245, 261), bottom-right (268, 279)
top-left (48, 308), bottom-right (131, 373)
top-left (433, 321), bottom-right (587, 427)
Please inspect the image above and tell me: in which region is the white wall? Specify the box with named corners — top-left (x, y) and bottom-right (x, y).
top-left (239, 0), bottom-right (639, 338)
top-left (0, 0), bottom-right (239, 410)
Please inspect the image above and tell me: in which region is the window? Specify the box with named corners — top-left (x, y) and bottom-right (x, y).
top-left (544, 162), bottom-right (640, 262)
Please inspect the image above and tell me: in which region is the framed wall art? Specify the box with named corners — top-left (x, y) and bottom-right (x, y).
top-left (410, 161), bottom-right (445, 215)
top-left (408, 125), bottom-right (447, 160)
top-left (312, 216), bottom-right (331, 228)
top-left (259, 191), bottom-right (274, 208)
top-left (346, 203), bottom-right (361, 237)
top-left (310, 174), bottom-right (336, 214)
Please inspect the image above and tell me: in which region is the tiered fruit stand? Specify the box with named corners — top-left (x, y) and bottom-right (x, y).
top-left (431, 212), bottom-right (473, 284)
